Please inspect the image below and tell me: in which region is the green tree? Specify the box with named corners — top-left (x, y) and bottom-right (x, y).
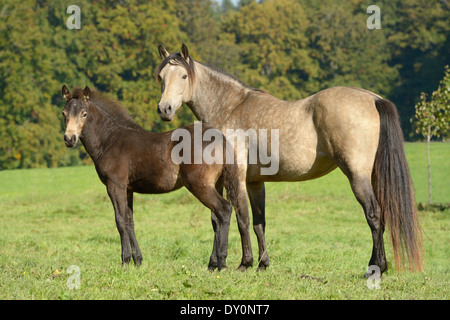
top-left (381, 0), bottom-right (450, 134)
top-left (222, 0), bottom-right (317, 99)
top-left (0, 0), bottom-right (76, 169)
top-left (411, 65), bottom-right (450, 204)
top-left (0, 0), bottom-right (448, 170)
top-left (174, 0), bottom-right (241, 73)
top-left (55, 0), bottom-right (187, 132)
top-left (0, 0), bottom-right (189, 170)
top-left (221, 0), bottom-right (236, 13)
top-left (222, 0), bottom-right (400, 100)
top-left (304, 0), bottom-right (399, 97)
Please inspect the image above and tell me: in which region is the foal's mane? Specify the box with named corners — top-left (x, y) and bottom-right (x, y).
top-left (71, 87), bottom-right (144, 131)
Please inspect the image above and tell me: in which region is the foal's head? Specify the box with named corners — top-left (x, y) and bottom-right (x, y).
top-left (61, 85), bottom-right (90, 148)
top-left (155, 43), bottom-right (195, 121)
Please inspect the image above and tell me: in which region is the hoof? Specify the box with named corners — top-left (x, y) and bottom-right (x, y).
top-left (364, 265), bottom-right (383, 279)
top-left (257, 261), bottom-right (269, 271)
top-left (237, 263), bottom-right (252, 272)
top-left (218, 266), bottom-right (228, 272)
top-left (257, 265), bottom-right (268, 272)
top-left (208, 265), bottom-right (217, 272)
top-left (133, 257), bottom-right (143, 268)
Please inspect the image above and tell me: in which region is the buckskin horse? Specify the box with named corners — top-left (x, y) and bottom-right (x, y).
top-left (155, 44), bottom-right (423, 277)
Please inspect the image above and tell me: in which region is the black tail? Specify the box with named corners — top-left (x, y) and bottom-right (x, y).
top-left (372, 99), bottom-right (423, 271)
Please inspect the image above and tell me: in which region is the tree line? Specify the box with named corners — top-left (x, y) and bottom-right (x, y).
top-left (0, 0), bottom-right (449, 170)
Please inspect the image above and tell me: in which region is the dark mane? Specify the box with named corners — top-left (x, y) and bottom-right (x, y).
top-left (71, 87), bottom-right (144, 131)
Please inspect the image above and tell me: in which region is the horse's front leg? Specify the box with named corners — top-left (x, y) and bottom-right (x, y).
top-left (127, 191), bottom-right (142, 266)
top-left (187, 182), bottom-right (232, 271)
top-left (107, 184), bottom-right (132, 265)
top-left (247, 181), bottom-right (269, 270)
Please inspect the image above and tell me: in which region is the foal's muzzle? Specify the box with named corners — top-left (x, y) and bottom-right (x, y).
top-left (64, 134), bottom-right (78, 148)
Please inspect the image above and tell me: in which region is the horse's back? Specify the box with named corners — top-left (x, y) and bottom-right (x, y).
top-left (242, 86), bottom-right (381, 182)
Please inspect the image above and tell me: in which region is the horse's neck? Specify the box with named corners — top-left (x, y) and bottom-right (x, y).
top-left (80, 104), bottom-right (119, 163)
top-left (188, 63), bottom-right (250, 128)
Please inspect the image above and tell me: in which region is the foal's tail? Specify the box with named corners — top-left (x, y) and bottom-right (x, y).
top-left (372, 99), bottom-right (423, 271)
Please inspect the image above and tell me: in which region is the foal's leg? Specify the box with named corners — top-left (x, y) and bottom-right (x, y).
top-left (127, 191), bottom-right (142, 266)
top-left (207, 182), bottom-right (223, 271)
top-left (107, 184), bottom-right (132, 265)
top-left (348, 175), bottom-right (387, 277)
top-left (247, 182), bottom-right (269, 270)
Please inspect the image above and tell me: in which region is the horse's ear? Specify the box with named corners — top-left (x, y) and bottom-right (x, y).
top-left (62, 85), bottom-right (71, 101)
top-left (158, 45), bottom-right (170, 59)
top-left (181, 43), bottom-right (190, 62)
top-left (83, 86), bottom-right (90, 101)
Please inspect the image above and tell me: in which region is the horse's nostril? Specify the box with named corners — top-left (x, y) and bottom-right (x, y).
top-left (167, 105), bottom-right (172, 112)
top-left (64, 134), bottom-right (76, 146)
top-left (157, 105), bottom-right (162, 114)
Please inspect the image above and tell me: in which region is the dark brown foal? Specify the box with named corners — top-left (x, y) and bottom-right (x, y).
top-left (61, 85), bottom-right (244, 270)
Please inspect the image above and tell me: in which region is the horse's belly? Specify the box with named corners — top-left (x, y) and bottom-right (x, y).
top-left (247, 142), bottom-right (337, 182)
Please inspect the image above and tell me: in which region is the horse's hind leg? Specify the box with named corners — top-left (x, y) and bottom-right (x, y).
top-left (348, 175), bottom-right (387, 277)
top-left (247, 182), bottom-right (269, 270)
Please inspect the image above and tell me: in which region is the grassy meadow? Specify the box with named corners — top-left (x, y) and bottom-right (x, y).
top-left (0, 142), bottom-right (448, 300)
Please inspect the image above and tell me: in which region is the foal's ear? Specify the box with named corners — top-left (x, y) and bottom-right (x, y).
top-left (62, 85), bottom-right (71, 101)
top-left (158, 45), bottom-right (170, 59)
top-left (83, 86), bottom-right (90, 101)
top-left (181, 43), bottom-right (190, 62)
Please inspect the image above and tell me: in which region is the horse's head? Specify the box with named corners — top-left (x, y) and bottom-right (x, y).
top-left (155, 44), bottom-right (195, 121)
top-left (61, 85), bottom-right (90, 148)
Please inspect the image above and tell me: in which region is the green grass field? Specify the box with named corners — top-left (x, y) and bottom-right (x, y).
top-left (0, 142), bottom-right (448, 300)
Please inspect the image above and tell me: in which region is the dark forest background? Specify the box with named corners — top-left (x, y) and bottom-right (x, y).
top-left (0, 0), bottom-right (449, 169)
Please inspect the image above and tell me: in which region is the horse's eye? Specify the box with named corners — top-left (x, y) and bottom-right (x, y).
top-left (81, 112), bottom-right (88, 118)
top-left (182, 74), bottom-right (188, 79)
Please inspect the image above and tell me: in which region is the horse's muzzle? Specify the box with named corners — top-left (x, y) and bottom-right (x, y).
top-left (157, 104), bottom-right (174, 121)
top-left (64, 134), bottom-right (78, 148)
